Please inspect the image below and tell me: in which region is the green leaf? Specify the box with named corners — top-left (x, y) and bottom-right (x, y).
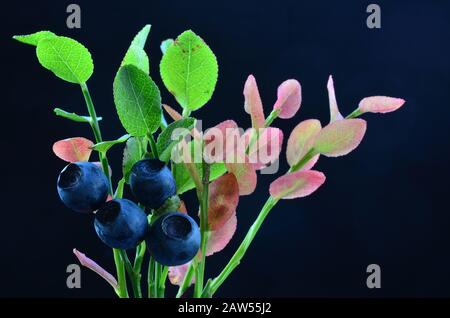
top-left (121, 25), bottom-right (151, 74)
top-left (122, 137), bottom-right (143, 183)
top-left (13, 31), bottom-right (57, 46)
top-left (131, 25), bottom-right (151, 48)
top-left (36, 36), bottom-right (93, 84)
top-left (160, 30), bottom-right (218, 111)
top-left (157, 118), bottom-right (195, 162)
top-left (174, 162), bottom-right (227, 194)
top-left (113, 64), bottom-right (162, 136)
top-left (53, 108), bottom-right (102, 123)
top-left (160, 39), bottom-right (174, 54)
top-left (122, 46), bottom-right (149, 74)
top-left (92, 134), bottom-right (131, 153)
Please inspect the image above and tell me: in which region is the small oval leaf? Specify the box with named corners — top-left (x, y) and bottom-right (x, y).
top-left (270, 170), bottom-right (326, 200)
top-left (113, 64), bottom-right (162, 136)
top-left (226, 161), bottom-right (257, 196)
top-left (36, 36), bottom-right (93, 84)
top-left (358, 96), bottom-right (406, 114)
top-left (92, 134), bottom-right (130, 153)
top-left (313, 119), bottom-right (367, 157)
top-left (160, 30), bottom-right (218, 111)
top-left (157, 118), bottom-right (195, 162)
top-left (286, 119), bottom-right (322, 167)
top-left (244, 75), bottom-right (265, 128)
top-left (52, 137), bottom-right (93, 162)
top-left (273, 79), bottom-right (302, 119)
top-left (206, 214), bottom-right (237, 256)
top-left (208, 173), bottom-right (239, 230)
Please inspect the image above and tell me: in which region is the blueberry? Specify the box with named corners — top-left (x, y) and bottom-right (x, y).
top-left (130, 159), bottom-right (176, 209)
top-left (146, 212), bottom-right (200, 266)
top-left (57, 162), bottom-right (109, 213)
top-left (94, 199), bottom-right (149, 249)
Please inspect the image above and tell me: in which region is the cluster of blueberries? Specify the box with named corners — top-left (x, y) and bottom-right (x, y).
top-left (56, 159), bottom-right (200, 266)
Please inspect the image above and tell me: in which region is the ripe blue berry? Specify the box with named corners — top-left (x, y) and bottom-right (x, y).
top-left (57, 162), bottom-right (109, 213)
top-left (94, 199), bottom-right (148, 249)
top-left (130, 159), bottom-right (176, 209)
top-left (146, 212), bottom-right (200, 266)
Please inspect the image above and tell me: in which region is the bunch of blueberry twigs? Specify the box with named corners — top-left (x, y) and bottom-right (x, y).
top-left (13, 24), bottom-right (405, 298)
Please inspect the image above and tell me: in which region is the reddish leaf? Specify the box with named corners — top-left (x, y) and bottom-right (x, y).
top-left (206, 214), bottom-right (237, 256)
top-left (208, 173), bottom-right (239, 230)
top-left (313, 119), bottom-right (367, 157)
top-left (358, 96), bottom-right (406, 114)
top-left (53, 137), bottom-right (93, 162)
top-left (270, 170), bottom-right (326, 200)
top-left (244, 75), bottom-right (265, 129)
top-left (163, 104), bottom-right (183, 121)
top-left (168, 262), bottom-right (194, 286)
top-left (286, 119), bottom-right (322, 167)
top-left (179, 200), bottom-right (188, 214)
top-left (273, 79), bottom-right (302, 119)
top-left (226, 161), bottom-right (257, 196)
top-left (73, 248), bottom-right (118, 290)
top-left (204, 120), bottom-right (240, 163)
top-left (327, 75), bottom-right (344, 122)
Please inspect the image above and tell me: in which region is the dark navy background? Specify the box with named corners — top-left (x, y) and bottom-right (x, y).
top-left (2, 1), bottom-right (450, 297)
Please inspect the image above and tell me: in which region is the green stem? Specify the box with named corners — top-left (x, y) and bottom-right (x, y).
top-left (205, 149), bottom-right (313, 297)
top-left (154, 262), bottom-right (161, 298)
top-left (265, 109), bottom-right (280, 127)
top-left (176, 262), bottom-right (195, 298)
top-left (80, 82), bottom-right (126, 298)
top-left (158, 266), bottom-right (169, 297)
top-left (147, 133), bottom-right (159, 159)
top-left (119, 250), bottom-right (142, 298)
top-left (207, 196), bottom-right (279, 296)
top-left (194, 161), bottom-right (210, 297)
top-left (346, 108), bottom-right (363, 119)
top-left (148, 256), bottom-right (156, 298)
top-left (113, 249), bottom-right (129, 298)
top-left (80, 82), bottom-right (113, 194)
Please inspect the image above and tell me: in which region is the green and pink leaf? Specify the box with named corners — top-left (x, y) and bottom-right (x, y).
top-left (270, 170), bottom-right (326, 199)
top-left (52, 137), bottom-right (93, 162)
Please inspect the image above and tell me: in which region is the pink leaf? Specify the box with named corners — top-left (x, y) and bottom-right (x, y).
top-left (73, 248), bottom-right (118, 290)
top-left (163, 104), bottom-right (183, 121)
top-left (244, 75), bottom-right (265, 129)
top-left (245, 127), bottom-right (284, 169)
top-left (358, 96), bottom-right (406, 114)
top-left (270, 170), bottom-right (326, 200)
top-left (206, 214), bottom-right (237, 256)
top-left (226, 161), bottom-right (257, 196)
top-left (273, 79), bottom-right (302, 119)
top-left (204, 120), bottom-right (240, 163)
top-left (53, 137), bottom-right (93, 162)
top-left (313, 119), bottom-right (367, 157)
top-left (168, 262), bottom-right (194, 286)
top-left (327, 75), bottom-right (344, 122)
top-left (286, 119), bottom-right (322, 167)
top-left (208, 173), bottom-right (239, 230)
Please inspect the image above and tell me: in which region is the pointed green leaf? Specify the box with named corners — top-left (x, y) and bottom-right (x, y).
top-left (13, 31), bottom-right (57, 46)
top-left (36, 36), bottom-right (93, 84)
top-left (160, 39), bottom-right (174, 54)
top-left (122, 46), bottom-right (149, 74)
top-left (122, 137), bottom-right (143, 183)
top-left (160, 30), bottom-right (218, 111)
top-left (121, 25), bottom-right (151, 74)
top-left (131, 25), bottom-right (151, 48)
top-left (157, 118), bottom-right (195, 162)
top-left (53, 108), bottom-right (102, 123)
top-left (113, 64), bottom-right (162, 136)
top-left (92, 134), bottom-right (130, 153)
